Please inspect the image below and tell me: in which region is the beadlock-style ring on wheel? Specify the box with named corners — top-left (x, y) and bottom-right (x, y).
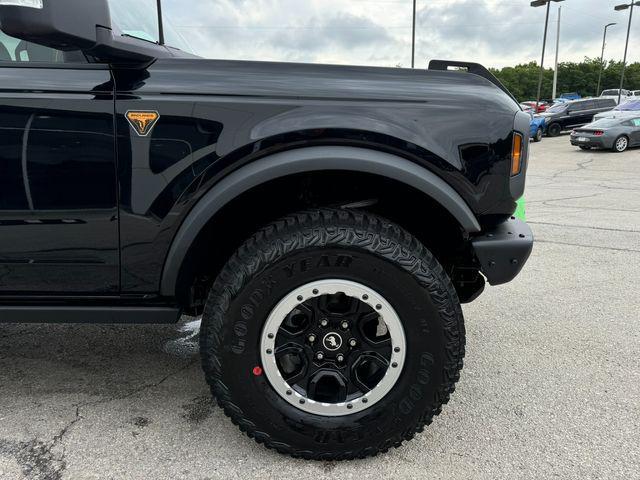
top-left (260, 279), bottom-right (406, 417)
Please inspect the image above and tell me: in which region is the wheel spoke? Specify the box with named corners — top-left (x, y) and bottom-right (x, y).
top-left (318, 292), bottom-right (359, 316)
top-left (278, 303), bottom-right (314, 338)
top-left (351, 352), bottom-right (389, 393)
top-left (361, 337), bottom-right (392, 357)
top-left (357, 310), bottom-right (391, 351)
top-left (307, 370), bottom-right (348, 403)
top-left (274, 344), bottom-right (309, 385)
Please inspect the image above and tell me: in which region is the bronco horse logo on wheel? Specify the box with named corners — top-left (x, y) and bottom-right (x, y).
top-left (323, 333), bottom-right (342, 351)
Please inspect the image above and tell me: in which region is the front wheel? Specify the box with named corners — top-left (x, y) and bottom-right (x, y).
top-left (200, 209), bottom-right (465, 459)
top-left (613, 135), bottom-right (629, 153)
top-left (547, 123), bottom-right (562, 137)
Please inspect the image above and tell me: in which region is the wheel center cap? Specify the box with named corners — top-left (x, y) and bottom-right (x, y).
top-left (323, 332), bottom-right (342, 351)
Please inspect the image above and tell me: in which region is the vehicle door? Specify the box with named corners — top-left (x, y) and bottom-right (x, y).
top-left (629, 118), bottom-right (640, 146)
top-left (595, 99), bottom-right (616, 117)
top-left (559, 103), bottom-right (576, 129)
top-left (568, 100), bottom-right (596, 127)
top-left (0, 32), bottom-right (119, 294)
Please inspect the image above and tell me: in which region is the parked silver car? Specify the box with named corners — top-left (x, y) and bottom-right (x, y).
top-left (570, 117), bottom-right (640, 152)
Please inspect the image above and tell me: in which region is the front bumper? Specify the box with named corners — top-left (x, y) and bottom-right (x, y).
top-left (472, 218), bottom-right (533, 285)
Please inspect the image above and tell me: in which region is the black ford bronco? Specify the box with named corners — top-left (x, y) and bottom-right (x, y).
top-left (0, 0), bottom-right (532, 460)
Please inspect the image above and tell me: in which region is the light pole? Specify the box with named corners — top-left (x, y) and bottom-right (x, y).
top-left (531, 0), bottom-right (565, 111)
top-left (596, 23), bottom-right (617, 97)
top-left (614, 1), bottom-right (639, 104)
top-left (552, 6), bottom-right (562, 100)
top-left (411, 0), bottom-right (416, 68)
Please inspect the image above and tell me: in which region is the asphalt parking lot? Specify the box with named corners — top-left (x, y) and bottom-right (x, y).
top-left (0, 135), bottom-right (638, 480)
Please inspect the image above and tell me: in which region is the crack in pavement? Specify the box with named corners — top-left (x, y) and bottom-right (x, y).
top-left (0, 434), bottom-right (69, 480)
top-left (547, 157), bottom-right (595, 180)
top-left (536, 204), bottom-right (640, 214)
top-left (528, 221), bottom-right (640, 234)
top-left (593, 182), bottom-right (640, 192)
top-left (526, 192), bottom-right (607, 206)
top-left (535, 238), bottom-right (640, 254)
top-left (0, 360), bottom-right (197, 480)
top-left (79, 359), bottom-right (198, 408)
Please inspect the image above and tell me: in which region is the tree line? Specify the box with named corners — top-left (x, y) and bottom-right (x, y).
top-left (489, 58), bottom-right (640, 102)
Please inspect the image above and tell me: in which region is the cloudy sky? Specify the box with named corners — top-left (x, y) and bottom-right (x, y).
top-left (162, 0), bottom-right (639, 69)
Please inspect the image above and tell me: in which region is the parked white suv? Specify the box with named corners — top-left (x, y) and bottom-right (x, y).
top-left (600, 89), bottom-right (633, 104)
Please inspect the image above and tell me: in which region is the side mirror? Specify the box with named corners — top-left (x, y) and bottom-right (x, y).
top-left (0, 0), bottom-right (110, 51)
top-left (0, 0), bottom-right (167, 63)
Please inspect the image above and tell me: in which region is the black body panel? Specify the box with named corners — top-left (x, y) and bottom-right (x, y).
top-left (472, 218), bottom-right (533, 285)
top-left (112, 59), bottom-right (524, 293)
top-left (0, 66), bottom-right (119, 294)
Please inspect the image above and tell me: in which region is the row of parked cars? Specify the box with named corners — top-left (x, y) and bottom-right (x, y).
top-left (521, 89), bottom-right (640, 152)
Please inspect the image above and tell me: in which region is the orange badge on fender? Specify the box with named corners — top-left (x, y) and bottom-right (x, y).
top-left (126, 111), bottom-right (160, 137)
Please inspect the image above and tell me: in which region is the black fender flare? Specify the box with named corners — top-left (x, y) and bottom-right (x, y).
top-left (160, 146), bottom-right (481, 296)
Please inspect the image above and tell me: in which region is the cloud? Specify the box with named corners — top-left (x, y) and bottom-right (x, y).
top-left (268, 12), bottom-right (394, 54)
top-left (162, 0), bottom-right (639, 68)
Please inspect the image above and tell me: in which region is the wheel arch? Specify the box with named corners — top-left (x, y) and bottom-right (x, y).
top-left (159, 146), bottom-right (481, 300)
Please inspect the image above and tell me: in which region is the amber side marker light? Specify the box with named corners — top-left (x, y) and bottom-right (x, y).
top-left (511, 132), bottom-right (524, 176)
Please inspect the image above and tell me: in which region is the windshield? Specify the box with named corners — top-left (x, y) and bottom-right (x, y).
top-left (601, 90), bottom-right (619, 96)
top-left (546, 103), bottom-right (567, 113)
top-left (107, 0), bottom-right (193, 52)
top-left (615, 100), bottom-right (640, 111)
top-left (108, 0), bottom-right (160, 43)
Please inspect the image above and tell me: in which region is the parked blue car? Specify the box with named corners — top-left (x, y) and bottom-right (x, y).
top-left (529, 112), bottom-right (545, 142)
top-left (560, 92), bottom-right (581, 101)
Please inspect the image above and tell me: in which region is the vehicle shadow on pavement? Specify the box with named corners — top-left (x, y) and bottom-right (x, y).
top-left (0, 319), bottom-right (204, 398)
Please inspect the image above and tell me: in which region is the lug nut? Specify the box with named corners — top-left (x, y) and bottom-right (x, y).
top-left (341, 321), bottom-right (349, 330)
top-left (316, 352), bottom-right (324, 361)
top-left (308, 334), bottom-right (316, 343)
top-left (336, 354), bottom-right (345, 363)
top-left (320, 318), bottom-right (329, 327)
top-left (349, 338), bottom-right (357, 347)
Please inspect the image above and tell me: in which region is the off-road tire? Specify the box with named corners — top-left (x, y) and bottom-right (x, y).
top-left (200, 208), bottom-right (466, 460)
top-left (547, 122), bottom-right (562, 137)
